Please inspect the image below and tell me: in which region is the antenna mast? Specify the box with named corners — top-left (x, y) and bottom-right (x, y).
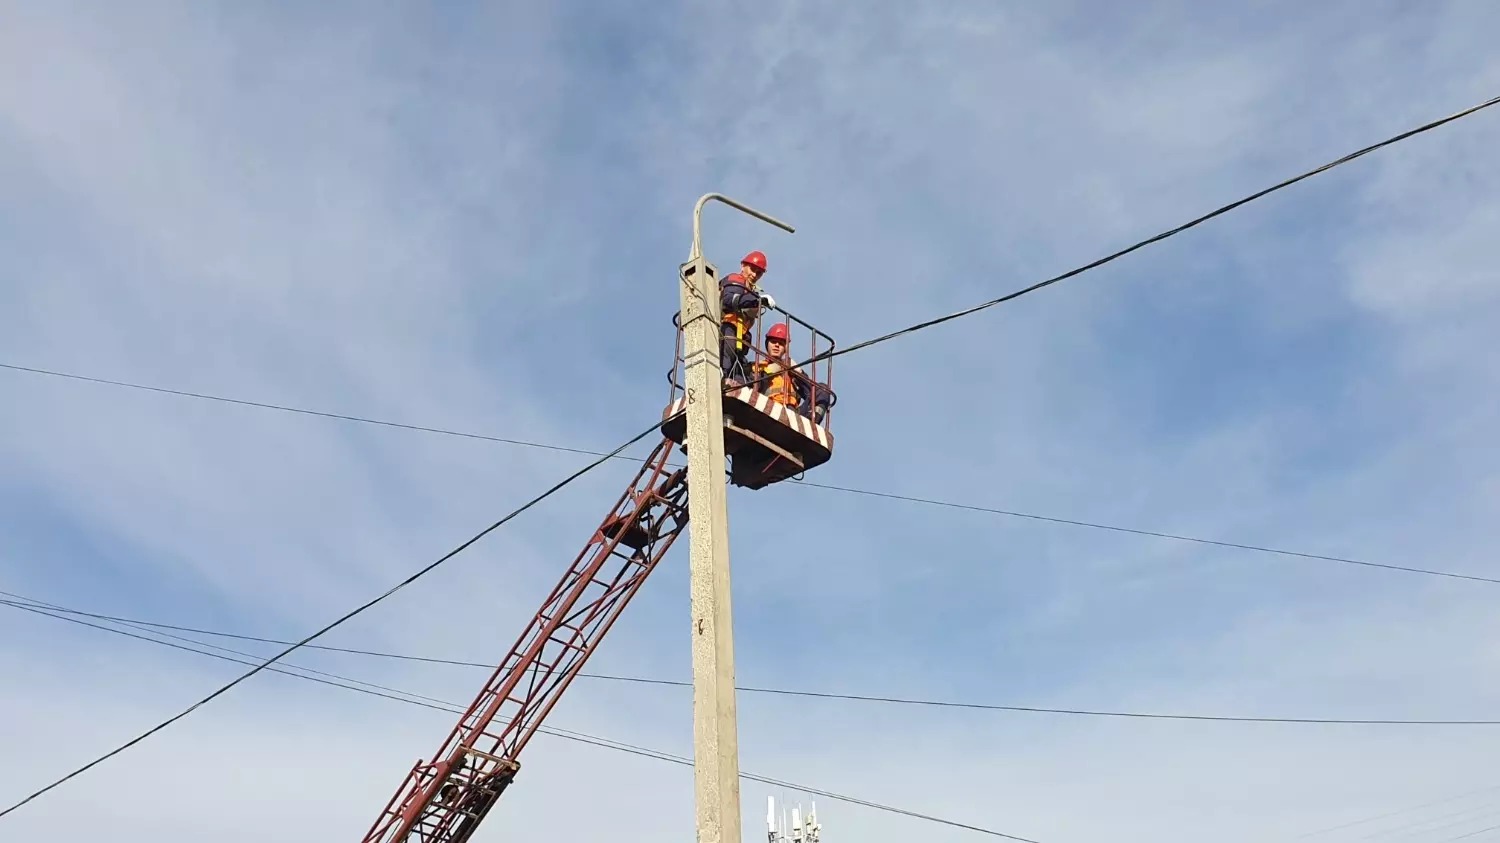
top-left (767, 795), bottom-right (822, 843)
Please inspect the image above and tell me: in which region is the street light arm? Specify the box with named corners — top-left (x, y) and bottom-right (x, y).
top-left (691, 193), bottom-right (795, 261)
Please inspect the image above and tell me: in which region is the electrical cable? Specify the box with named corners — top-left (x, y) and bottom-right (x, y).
top-left (3, 600), bottom-right (466, 711)
top-left (6, 361), bottom-right (1495, 587)
top-left (0, 595), bottom-right (462, 709)
top-left (4, 96), bottom-right (1498, 614)
top-left (770, 93), bottom-right (1500, 371)
top-left (0, 363), bottom-right (614, 460)
top-left (1436, 823), bottom-right (1500, 841)
top-left (789, 483), bottom-right (1500, 586)
top-left (3, 89), bottom-right (1496, 827)
top-left (1, 596), bottom-right (1041, 841)
top-left (1354, 805), bottom-right (1500, 841)
top-left (7, 591), bottom-right (1499, 727)
top-left (0, 410), bottom-right (673, 820)
top-left (1295, 785), bottom-right (1500, 838)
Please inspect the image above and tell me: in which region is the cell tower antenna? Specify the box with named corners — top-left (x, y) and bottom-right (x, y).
top-left (766, 793), bottom-right (824, 842)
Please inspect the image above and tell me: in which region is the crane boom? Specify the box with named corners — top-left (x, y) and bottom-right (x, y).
top-left (360, 437), bottom-right (689, 842)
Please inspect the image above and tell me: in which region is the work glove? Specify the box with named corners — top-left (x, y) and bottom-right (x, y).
top-left (758, 292), bottom-right (776, 310)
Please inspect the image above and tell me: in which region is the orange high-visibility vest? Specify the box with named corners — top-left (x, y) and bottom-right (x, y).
top-left (753, 360), bottom-right (799, 406)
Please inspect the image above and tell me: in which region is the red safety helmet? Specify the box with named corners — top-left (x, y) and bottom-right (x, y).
top-left (741, 250), bottom-right (768, 272)
top-left (765, 322), bottom-right (790, 342)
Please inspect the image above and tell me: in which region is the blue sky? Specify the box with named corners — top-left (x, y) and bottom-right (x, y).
top-left (2, 1), bottom-right (1499, 841)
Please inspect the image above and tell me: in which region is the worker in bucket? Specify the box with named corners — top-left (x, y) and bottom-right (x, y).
top-left (753, 322), bottom-right (836, 424)
top-left (720, 250), bottom-right (775, 385)
top-left (753, 322), bottom-right (801, 407)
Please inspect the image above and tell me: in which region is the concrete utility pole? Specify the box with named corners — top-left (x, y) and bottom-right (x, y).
top-left (680, 193), bottom-right (793, 843)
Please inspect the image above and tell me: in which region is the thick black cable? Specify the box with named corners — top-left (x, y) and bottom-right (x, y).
top-left (775, 93), bottom-right (1500, 371)
top-left (0, 411), bottom-right (671, 820)
top-left (6, 362), bottom-right (1494, 587)
top-left (8, 592), bottom-right (1500, 727)
top-left (2, 597), bottom-right (1039, 841)
top-left (2, 89), bottom-right (1495, 823)
top-left (1, 100), bottom-right (1495, 601)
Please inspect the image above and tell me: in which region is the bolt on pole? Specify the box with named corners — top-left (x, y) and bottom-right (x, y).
top-left (680, 193), bottom-right (793, 843)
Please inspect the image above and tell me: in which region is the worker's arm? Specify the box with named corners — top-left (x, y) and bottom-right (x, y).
top-left (720, 280), bottom-right (761, 311)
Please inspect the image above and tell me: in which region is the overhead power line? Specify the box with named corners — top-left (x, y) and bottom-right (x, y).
top-left (7, 592), bottom-right (1500, 727)
top-left (1437, 823), bottom-right (1500, 841)
top-left (6, 360), bottom-right (1497, 587)
top-left (3, 90), bottom-right (1496, 825)
top-left (793, 483), bottom-right (1500, 586)
top-left (782, 93), bottom-right (1500, 369)
top-left (2, 597), bottom-right (1039, 841)
top-left (3, 90), bottom-right (1496, 574)
top-left (1295, 785), bottom-right (1500, 838)
top-left (0, 410), bottom-right (672, 820)
top-left (1351, 803), bottom-right (1500, 842)
top-left (0, 362), bottom-right (612, 459)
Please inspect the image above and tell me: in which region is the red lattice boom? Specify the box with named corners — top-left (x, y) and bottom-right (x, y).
top-left (360, 438), bottom-right (689, 843)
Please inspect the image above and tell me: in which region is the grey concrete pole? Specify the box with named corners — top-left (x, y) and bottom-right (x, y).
top-left (681, 194), bottom-right (793, 843)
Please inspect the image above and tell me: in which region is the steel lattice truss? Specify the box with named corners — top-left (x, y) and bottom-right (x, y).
top-left (361, 438), bottom-right (689, 843)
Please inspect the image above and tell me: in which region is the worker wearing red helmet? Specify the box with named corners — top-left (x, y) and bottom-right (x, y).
top-left (752, 322), bottom-right (800, 407)
top-left (751, 321), bottom-right (837, 423)
top-left (720, 250), bottom-right (776, 385)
